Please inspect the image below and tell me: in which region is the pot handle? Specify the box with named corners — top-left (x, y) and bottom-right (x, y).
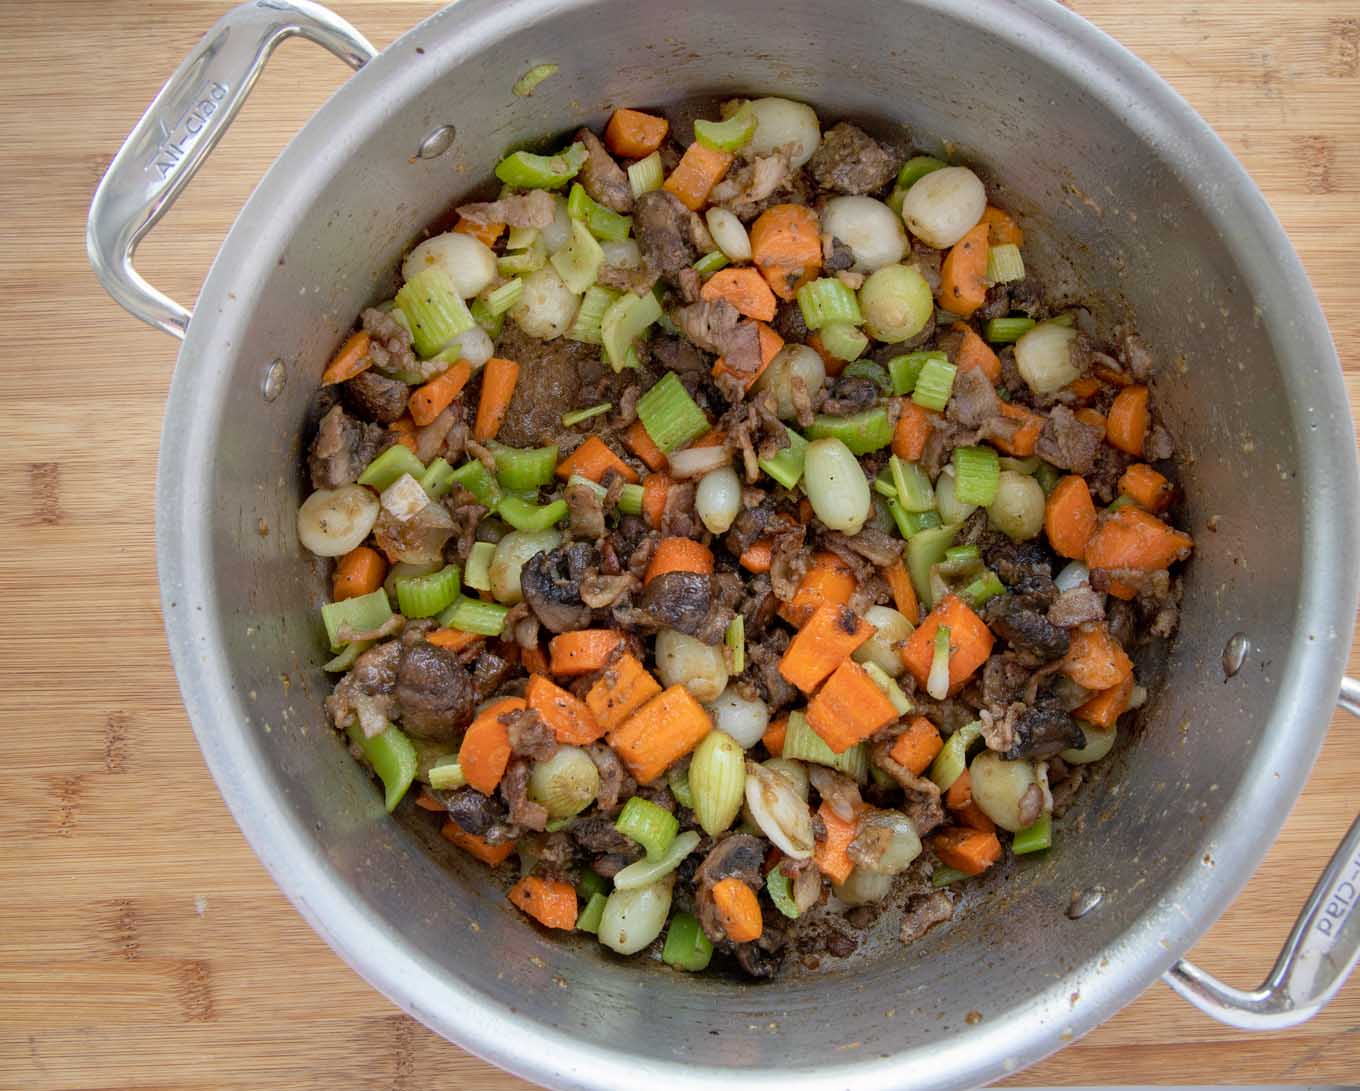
top-left (1163, 674), bottom-right (1360, 1029)
top-left (86, 0), bottom-right (376, 340)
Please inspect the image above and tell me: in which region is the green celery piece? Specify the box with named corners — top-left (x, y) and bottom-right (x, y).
top-left (890, 455), bottom-right (935, 512)
top-left (498, 495), bottom-right (569, 531)
top-left (420, 457), bottom-right (456, 500)
top-left (819, 321), bottom-right (868, 362)
top-left (764, 866), bottom-right (800, 919)
top-left (927, 721), bottom-right (982, 792)
top-left (805, 407), bottom-right (893, 455)
top-left (759, 426), bottom-right (808, 489)
top-left (907, 523), bottom-right (959, 608)
top-left (437, 596), bottom-right (510, 637)
top-left (887, 350), bottom-right (946, 396)
top-left (897, 155), bottom-right (947, 190)
top-left (395, 564), bottom-right (462, 619)
top-left (932, 865), bottom-right (972, 887)
top-left (602, 291), bottom-right (662, 372)
top-left (615, 796), bottom-right (679, 859)
top-left (694, 103), bottom-right (756, 152)
top-left (448, 459), bottom-right (501, 508)
top-left (396, 267), bottom-right (475, 358)
top-left (321, 589), bottom-right (393, 651)
top-left (346, 721), bottom-right (419, 812)
top-left (635, 372), bottom-right (707, 452)
top-left (494, 142), bottom-right (587, 189)
top-left (1013, 813), bottom-right (1053, 854)
top-left (358, 445), bottom-right (426, 492)
top-left (693, 250), bottom-right (730, 278)
top-left (491, 443), bottom-right (559, 491)
top-left (661, 910), bottom-right (715, 971)
top-left (575, 891), bottom-right (608, 934)
top-left (577, 869), bottom-right (608, 900)
top-left (463, 541), bottom-right (496, 592)
top-left (550, 217), bottom-right (606, 293)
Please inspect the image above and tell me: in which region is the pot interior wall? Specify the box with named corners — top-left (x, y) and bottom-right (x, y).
top-left (183, 0), bottom-right (1338, 1077)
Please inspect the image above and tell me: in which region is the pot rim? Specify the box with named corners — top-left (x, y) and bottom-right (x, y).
top-left (155, 0), bottom-right (1359, 1087)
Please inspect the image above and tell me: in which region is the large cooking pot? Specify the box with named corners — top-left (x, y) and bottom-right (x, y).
top-left (88, 0), bottom-right (1360, 1086)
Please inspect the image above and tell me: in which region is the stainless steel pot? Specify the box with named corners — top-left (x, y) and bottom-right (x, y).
top-left (89, 0), bottom-right (1360, 1085)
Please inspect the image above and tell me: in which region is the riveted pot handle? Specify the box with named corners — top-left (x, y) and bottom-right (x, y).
top-left (1163, 675), bottom-right (1360, 1030)
top-left (86, 0), bottom-right (375, 340)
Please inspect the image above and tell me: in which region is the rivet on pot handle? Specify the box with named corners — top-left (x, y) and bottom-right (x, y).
top-left (86, 0), bottom-right (376, 340)
top-left (1163, 675), bottom-right (1360, 1030)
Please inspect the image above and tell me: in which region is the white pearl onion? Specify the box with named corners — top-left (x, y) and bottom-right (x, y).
top-left (803, 437), bottom-right (871, 533)
top-left (694, 465), bottom-right (742, 534)
top-left (900, 166), bottom-right (988, 249)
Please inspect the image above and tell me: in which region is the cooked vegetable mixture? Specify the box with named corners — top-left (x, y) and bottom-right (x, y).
top-left (300, 97), bottom-right (1193, 976)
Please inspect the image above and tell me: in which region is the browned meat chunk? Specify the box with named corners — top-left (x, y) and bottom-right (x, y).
top-left (492, 323), bottom-right (606, 447)
top-left (394, 639), bottom-right (476, 741)
top-left (633, 190), bottom-right (698, 278)
top-left (709, 146), bottom-right (804, 221)
top-left (1048, 584), bottom-right (1105, 628)
top-left (565, 482), bottom-right (606, 542)
top-left (984, 594), bottom-right (1070, 661)
top-left (307, 404), bottom-right (385, 489)
top-left (1004, 699), bottom-right (1084, 760)
top-left (1036, 405), bottom-right (1103, 474)
top-left (807, 123), bottom-right (897, 195)
top-left (456, 189), bottom-right (556, 228)
top-left (500, 758), bottom-right (548, 831)
top-left (343, 368), bottom-right (409, 424)
top-left (520, 542), bottom-right (594, 634)
top-left (576, 127), bottom-right (634, 213)
top-left (360, 306), bottom-right (418, 380)
top-left (639, 571), bottom-right (713, 636)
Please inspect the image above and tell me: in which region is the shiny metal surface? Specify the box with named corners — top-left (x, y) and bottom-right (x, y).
top-left (95, 0), bottom-right (1360, 1086)
top-left (85, 0), bottom-right (374, 339)
top-left (1164, 678), bottom-right (1360, 1030)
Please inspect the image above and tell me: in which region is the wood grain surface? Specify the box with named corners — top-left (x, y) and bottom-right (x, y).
top-left (3, 1), bottom-right (1358, 1086)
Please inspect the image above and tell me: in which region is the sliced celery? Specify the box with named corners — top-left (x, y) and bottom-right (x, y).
top-left (952, 445), bottom-right (1001, 507)
top-left (907, 523), bottom-right (959, 608)
top-left (797, 277), bottom-right (863, 330)
top-left (463, 540), bottom-right (496, 592)
top-left (437, 595), bottom-right (510, 636)
top-left (725, 614), bottom-right (745, 674)
top-left (927, 720), bottom-right (982, 792)
top-left (932, 865), bottom-right (971, 887)
top-left (323, 638), bottom-right (373, 672)
top-left (492, 443), bottom-right (559, 491)
top-left (781, 712), bottom-right (868, 782)
top-left (497, 233), bottom-right (548, 277)
top-left (427, 760), bottom-right (466, 791)
top-left (887, 350), bottom-right (946, 396)
top-left (483, 277), bottom-right (524, 317)
top-left (420, 457), bottom-right (456, 500)
top-left (617, 482), bottom-right (645, 515)
top-left (498, 495), bottom-right (568, 531)
top-left (346, 721), bottom-right (419, 812)
top-left (694, 103), bottom-right (756, 152)
top-left (627, 151), bottom-right (664, 198)
top-left (566, 284), bottom-right (620, 346)
top-left (912, 357), bottom-right (958, 411)
top-left (358, 445), bottom-right (425, 492)
top-left (494, 142), bottom-right (587, 189)
top-left (601, 290), bottom-right (662, 372)
top-left (322, 589), bottom-right (393, 651)
top-left (562, 401), bottom-right (612, 427)
top-left (448, 458), bottom-right (501, 508)
top-left (806, 407), bottom-right (893, 455)
top-left (758, 425), bottom-right (808, 489)
top-left (567, 183), bottom-right (632, 243)
top-left (511, 63), bottom-right (558, 96)
top-left (396, 267), bottom-right (475, 358)
top-left (550, 218), bottom-right (606, 293)
top-left (636, 372), bottom-right (707, 453)
top-left (819, 321), bottom-right (868, 362)
top-left (661, 911), bottom-right (714, 971)
top-left (986, 243), bottom-right (1025, 284)
top-left (890, 456), bottom-right (935, 512)
top-left (615, 796), bottom-right (679, 859)
top-left (1013, 813), bottom-right (1053, 855)
top-left (984, 316), bottom-right (1036, 344)
top-left (575, 891), bottom-right (608, 934)
top-left (897, 155), bottom-right (947, 190)
top-left (764, 866), bottom-right (800, 919)
top-left (395, 564), bottom-right (462, 619)
top-left (693, 250), bottom-right (729, 278)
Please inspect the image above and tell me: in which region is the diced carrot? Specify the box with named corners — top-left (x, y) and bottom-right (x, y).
top-left (472, 357), bottom-right (520, 442)
top-left (663, 142), bottom-right (733, 211)
top-left (1118, 464), bottom-right (1174, 513)
top-left (409, 360), bottom-right (472, 427)
top-left (1068, 376), bottom-right (1103, 401)
top-left (762, 716), bottom-right (788, 757)
top-left (624, 418), bottom-right (668, 472)
top-left (458, 697), bottom-right (524, 795)
top-left (711, 877), bottom-right (763, 942)
top-left (1074, 672), bottom-right (1134, 729)
top-left (607, 684), bottom-right (713, 784)
top-left (778, 550), bottom-right (857, 627)
top-left (806, 660), bottom-right (900, 754)
top-left (779, 603), bottom-right (874, 694)
top-left (555, 434), bottom-right (639, 484)
top-left (942, 769), bottom-right (997, 833)
top-left (1044, 475), bottom-right (1098, 560)
top-left (812, 800), bottom-right (860, 885)
top-left (441, 821), bottom-right (515, 866)
top-left (521, 644), bottom-right (550, 676)
top-left (798, 497), bottom-right (814, 523)
top-left (883, 560), bottom-right (921, 623)
top-left (888, 716), bottom-right (943, 775)
top-left (1075, 407), bottom-right (1107, 441)
top-left (605, 108), bottom-right (669, 158)
top-left (388, 416), bottom-right (419, 453)
top-left (585, 652), bottom-right (662, 732)
top-left (937, 223), bottom-right (990, 318)
top-left (980, 206), bottom-right (1024, 247)
top-left (900, 594), bottom-right (995, 695)
top-left (332, 546), bottom-right (387, 601)
top-left (426, 628), bottom-right (484, 652)
top-left (701, 266), bottom-right (778, 321)
top-left (1085, 508), bottom-right (1193, 572)
top-left (690, 427), bottom-right (726, 448)
top-left (807, 331), bottom-right (845, 376)
top-left (321, 331), bottom-right (372, 385)
top-left (641, 472), bottom-right (670, 529)
top-left (644, 537), bottom-right (714, 585)
top-left (508, 875), bottom-right (578, 930)
top-left (991, 401), bottom-right (1044, 458)
top-left (932, 827), bottom-right (1002, 876)
top-left (1062, 622), bottom-right (1133, 691)
top-left (527, 674), bottom-right (606, 745)
top-left (750, 204), bottom-right (822, 301)
top-left (740, 538), bottom-right (774, 574)
top-left (415, 789), bottom-right (445, 812)
top-left (892, 399), bottom-right (936, 461)
top-left (454, 216), bottom-right (504, 249)
top-left (1106, 384), bottom-right (1149, 456)
top-left (713, 320), bottom-right (783, 389)
top-left (951, 323), bottom-right (1001, 384)
top-left (1106, 580), bottom-right (1138, 602)
top-left (548, 630), bottom-right (624, 676)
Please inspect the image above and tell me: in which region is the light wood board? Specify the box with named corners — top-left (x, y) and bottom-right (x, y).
top-left (1, 1), bottom-right (1358, 1085)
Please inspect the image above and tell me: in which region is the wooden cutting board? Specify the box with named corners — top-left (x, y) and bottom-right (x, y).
top-left (2, 1), bottom-right (1356, 1085)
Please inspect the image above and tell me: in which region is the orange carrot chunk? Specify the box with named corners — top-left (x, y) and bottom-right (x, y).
top-left (888, 716), bottom-right (944, 775)
top-left (454, 216), bottom-right (505, 249)
top-left (892, 399), bottom-right (936, 462)
top-left (761, 715), bottom-right (788, 757)
top-left (1062, 622), bottom-right (1134, 691)
top-left (624, 418), bottom-right (668, 472)
top-left (526, 673), bottom-right (606, 745)
top-left (932, 827), bottom-right (1002, 876)
top-left (426, 628), bottom-right (484, 652)
top-left (739, 538), bottom-right (774, 574)
top-left (607, 685), bottom-right (713, 784)
top-left (711, 877), bottom-right (763, 943)
top-left (1106, 384), bottom-right (1150, 456)
top-left (1044, 475), bottom-right (1098, 560)
top-left (937, 223), bottom-right (990, 318)
top-left (1074, 672), bottom-right (1134, 729)
top-left (991, 401), bottom-right (1044, 458)
top-left (701, 267), bottom-right (778, 321)
top-left (555, 434), bottom-right (639, 484)
top-left (508, 875), bottom-right (578, 930)
top-left (899, 594), bottom-right (995, 695)
top-left (321, 331), bottom-right (373, 385)
top-left (605, 108), bottom-right (670, 159)
top-left (951, 323), bottom-right (1002, 384)
top-left (1084, 508), bottom-right (1194, 572)
top-left (778, 603), bottom-right (875, 694)
top-left (1118, 464), bottom-right (1174, 513)
top-left (713, 320), bottom-right (783, 389)
top-left (942, 769), bottom-right (997, 833)
top-left (458, 697), bottom-right (525, 795)
top-left (332, 546), bottom-right (387, 601)
top-left (750, 204), bottom-right (822, 301)
top-left (980, 206), bottom-right (1024, 246)
top-left (663, 142), bottom-right (733, 211)
top-left (585, 653), bottom-right (662, 732)
top-left (409, 360), bottom-right (472, 427)
top-left (812, 800), bottom-right (861, 884)
top-left (548, 630), bottom-right (624, 676)
top-left (441, 821), bottom-right (515, 866)
top-left (778, 550), bottom-right (857, 628)
top-left (641, 472), bottom-right (670, 529)
top-left (473, 357), bottom-right (521, 442)
top-left (883, 560), bottom-right (921, 623)
top-left (806, 659), bottom-right (900, 754)
top-left (644, 537), bottom-right (715, 585)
